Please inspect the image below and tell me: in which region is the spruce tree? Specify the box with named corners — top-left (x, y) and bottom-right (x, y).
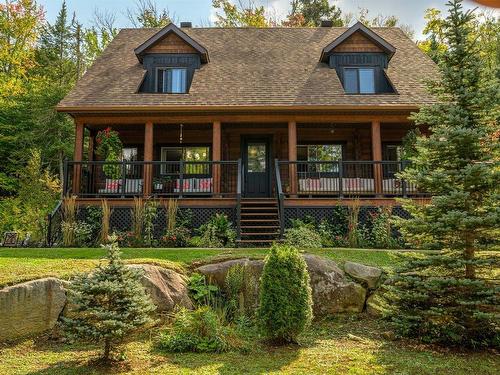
top-left (63, 238), bottom-right (156, 361)
top-left (387, 0), bottom-right (500, 348)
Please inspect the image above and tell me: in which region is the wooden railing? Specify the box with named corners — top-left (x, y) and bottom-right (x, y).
top-left (64, 160), bottom-right (241, 198)
top-left (275, 160), bottom-right (424, 198)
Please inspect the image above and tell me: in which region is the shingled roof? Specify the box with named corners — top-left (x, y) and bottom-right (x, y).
top-left (57, 26), bottom-right (438, 112)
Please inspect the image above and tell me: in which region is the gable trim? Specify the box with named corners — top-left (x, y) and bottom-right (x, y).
top-left (134, 23), bottom-right (209, 63)
top-left (320, 22), bottom-right (396, 63)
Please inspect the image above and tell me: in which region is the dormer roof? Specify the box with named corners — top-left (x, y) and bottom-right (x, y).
top-left (320, 22), bottom-right (396, 63)
top-left (134, 23), bottom-right (209, 63)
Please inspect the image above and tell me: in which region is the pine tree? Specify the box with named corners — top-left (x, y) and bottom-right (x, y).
top-left (63, 238), bottom-right (156, 361)
top-left (386, 0), bottom-right (500, 348)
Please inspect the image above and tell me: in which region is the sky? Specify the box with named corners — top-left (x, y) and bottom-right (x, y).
top-left (37, 0), bottom-right (498, 40)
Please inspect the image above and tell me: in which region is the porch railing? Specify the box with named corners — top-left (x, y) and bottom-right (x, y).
top-left (64, 160), bottom-right (240, 198)
top-left (275, 160), bottom-right (424, 197)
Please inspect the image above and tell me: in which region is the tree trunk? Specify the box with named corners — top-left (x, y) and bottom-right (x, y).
top-left (103, 339), bottom-right (111, 361)
top-left (464, 235), bottom-right (475, 279)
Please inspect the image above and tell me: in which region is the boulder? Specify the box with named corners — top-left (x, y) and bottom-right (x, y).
top-left (197, 254), bottom-right (368, 316)
top-left (0, 278), bottom-right (66, 341)
top-left (344, 261), bottom-right (383, 289)
top-left (128, 264), bottom-right (193, 312)
top-left (304, 255), bottom-right (367, 315)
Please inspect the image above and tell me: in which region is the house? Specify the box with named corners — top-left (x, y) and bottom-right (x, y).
top-left (55, 21), bottom-right (437, 244)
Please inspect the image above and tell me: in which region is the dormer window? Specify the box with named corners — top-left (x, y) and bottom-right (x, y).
top-left (344, 68), bottom-right (375, 94)
top-left (157, 68), bottom-right (187, 93)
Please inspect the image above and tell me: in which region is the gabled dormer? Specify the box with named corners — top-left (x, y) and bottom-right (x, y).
top-left (135, 23), bottom-right (209, 94)
top-left (320, 22), bottom-right (396, 94)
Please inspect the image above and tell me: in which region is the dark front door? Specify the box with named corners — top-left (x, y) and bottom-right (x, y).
top-left (242, 136), bottom-right (271, 197)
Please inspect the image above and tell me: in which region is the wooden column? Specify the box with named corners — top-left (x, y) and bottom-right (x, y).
top-left (72, 119), bottom-right (85, 195)
top-left (143, 121), bottom-right (154, 197)
top-left (371, 120), bottom-right (383, 196)
top-left (212, 121), bottom-right (222, 195)
top-left (288, 121), bottom-right (298, 196)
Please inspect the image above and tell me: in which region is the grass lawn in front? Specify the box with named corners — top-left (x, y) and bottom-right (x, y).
top-left (0, 247), bottom-right (402, 287)
top-left (0, 315), bottom-right (497, 375)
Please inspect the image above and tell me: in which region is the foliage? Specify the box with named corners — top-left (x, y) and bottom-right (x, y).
top-left (188, 273), bottom-right (220, 307)
top-left (160, 198), bottom-right (191, 247)
top-left (366, 207), bottom-right (401, 249)
top-left (284, 224), bottom-right (322, 249)
top-left (96, 127), bottom-right (123, 179)
top-left (62, 238), bottom-right (156, 361)
top-left (225, 264), bottom-right (247, 320)
top-left (258, 244), bottom-right (313, 344)
top-left (158, 306), bottom-right (237, 353)
top-left (387, 0), bottom-right (500, 349)
top-left (161, 227), bottom-right (191, 248)
top-left (0, 150), bottom-right (60, 243)
top-left (198, 213), bottom-right (236, 248)
top-left (100, 199), bottom-right (111, 244)
top-left (131, 197), bottom-right (145, 246)
top-left (143, 199), bottom-right (158, 247)
top-left (284, 0), bottom-right (342, 27)
top-left (127, 0), bottom-right (171, 28)
top-left (212, 0), bottom-right (270, 27)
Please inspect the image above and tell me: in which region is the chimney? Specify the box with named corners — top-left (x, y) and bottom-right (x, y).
top-left (320, 20), bottom-right (333, 27)
top-left (180, 22), bottom-right (192, 28)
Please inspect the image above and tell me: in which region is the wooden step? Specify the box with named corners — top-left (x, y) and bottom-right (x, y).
top-left (241, 225), bottom-right (279, 229)
top-left (241, 233), bottom-right (279, 237)
top-left (241, 207), bottom-right (278, 211)
top-left (241, 212), bottom-right (278, 216)
top-left (238, 239), bottom-right (276, 243)
top-left (241, 219), bottom-right (279, 223)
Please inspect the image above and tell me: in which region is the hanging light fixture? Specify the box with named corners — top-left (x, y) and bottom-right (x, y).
top-left (179, 124), bottom-right (184, 144)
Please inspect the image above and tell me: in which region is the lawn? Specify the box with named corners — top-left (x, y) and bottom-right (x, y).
top-left (0, 247), bottom-right (402, 287)
top-left (0, 316), bottom-right (497, 375)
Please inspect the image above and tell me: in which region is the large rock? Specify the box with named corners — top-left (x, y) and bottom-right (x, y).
top-left (196, 254), bottom-right (368, 316)
top-left (0, 278), bottom-right (66, 341)
top-left (304, 255), bottom-right (367, 315)
top-left (344, 261), bottom-right (383, 289)
top-left (128, 264), bottom-right (193, 312)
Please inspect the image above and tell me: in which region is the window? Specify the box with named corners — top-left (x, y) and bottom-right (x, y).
top-left (157, 68), bottom-right (188, 93)
top-left (343, 68), bottom-right (375, 94)
top-left (298, 144), bottom-right (343, 173)
top-left (383, 144), bottom-right (403, 178)
top-left (122, 147), bottom-right (138, 175)
top-left (160, 146), bottom-right (210, 174)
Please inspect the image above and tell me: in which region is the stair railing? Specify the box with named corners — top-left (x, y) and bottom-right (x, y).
top-left (236, 158), bottom-right (242, 241)
top-left (274, 159), bottom-right (285, 239)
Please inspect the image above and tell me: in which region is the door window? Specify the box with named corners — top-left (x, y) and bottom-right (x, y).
top-left (247, 143), bottom-right (267, 173)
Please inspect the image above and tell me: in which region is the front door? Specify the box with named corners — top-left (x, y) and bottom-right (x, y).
top-left (242, 136), bottom-right (271, 197)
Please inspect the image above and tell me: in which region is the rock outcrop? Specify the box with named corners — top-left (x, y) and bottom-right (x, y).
top-left (128, 264), bottom-right (193, 312)
top-left (0, 278), bottom-right (66, 341)
top-left (344, 261), bottom-right (383, 289)
top-left (197, 254), bottom-right (368, 316)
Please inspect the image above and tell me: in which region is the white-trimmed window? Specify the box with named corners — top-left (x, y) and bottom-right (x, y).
top-left (157, 68), bottom-right (188, 93)
top-left (298, 144), bottom-right (343, 173)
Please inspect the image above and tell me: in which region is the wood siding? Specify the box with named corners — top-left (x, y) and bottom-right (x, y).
top-left (333, 31), bottom-right (384, 53)
top-left (144, 32), bottom-right (198, 54)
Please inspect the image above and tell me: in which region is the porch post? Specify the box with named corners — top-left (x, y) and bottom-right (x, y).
top-left (72, 118), bottom-right (85, 195)
top-left (288, 121), bottom-right (298, 196)
top-left (371, 120), bottom-right (383, 196)
top-left (143, 121), bottom-right (154, 197)
top-left (212, 121), bottom-right (221, 195)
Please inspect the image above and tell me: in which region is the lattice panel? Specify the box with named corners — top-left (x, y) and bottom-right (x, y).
top-left (110, 208), bottom-right (132, 233)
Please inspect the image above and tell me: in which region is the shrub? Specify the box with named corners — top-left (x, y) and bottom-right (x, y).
top-left (62, 196), bottom-right (77, 247)
top-left (188, 273), bottom-right (220, 306)
top-left (284, 226), bottom-right (322, 249)
top-left (366, 207), bottom-right (400, 249)
top-left (161, 226), bottom-right (191, 247)
top-left (258, 244), bottom-right (313, 344)
top-left (143, 199), bottom-right (158, 247)
top-left (160, 198), bottom-right (191, 247)
top-left (225, 264), bottom-right (246, 320)
top-left (158, 306), bottom-right (237, 353)
top-left (198, 213), bottom-right (236, 248)
top-left (62, 237), bottom-right (156, 361)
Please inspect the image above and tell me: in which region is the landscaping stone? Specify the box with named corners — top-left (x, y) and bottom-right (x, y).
top-left (344, 261), bottom-right (383, 289)
top-left (196, 254), bottom-right (368, 316)
top-left (128, 264), bottom-right (193, 312)
top-left (0, 278), bottom-right (66, 341)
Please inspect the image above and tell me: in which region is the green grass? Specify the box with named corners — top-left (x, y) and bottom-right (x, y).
top-left (0, 247), bottom-right (401, 287)
top-left (0, 316), bottom-right (497, 375)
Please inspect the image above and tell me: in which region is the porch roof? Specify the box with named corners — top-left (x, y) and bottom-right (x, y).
top-left (58, 27), bottom-right (438, 113)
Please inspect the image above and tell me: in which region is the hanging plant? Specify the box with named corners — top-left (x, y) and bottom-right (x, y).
top-left (96, 128), bottom-right (123, 179)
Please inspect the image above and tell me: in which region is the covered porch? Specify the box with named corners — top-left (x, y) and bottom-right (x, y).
top-left (67, 112), bottom-right (425, 201)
